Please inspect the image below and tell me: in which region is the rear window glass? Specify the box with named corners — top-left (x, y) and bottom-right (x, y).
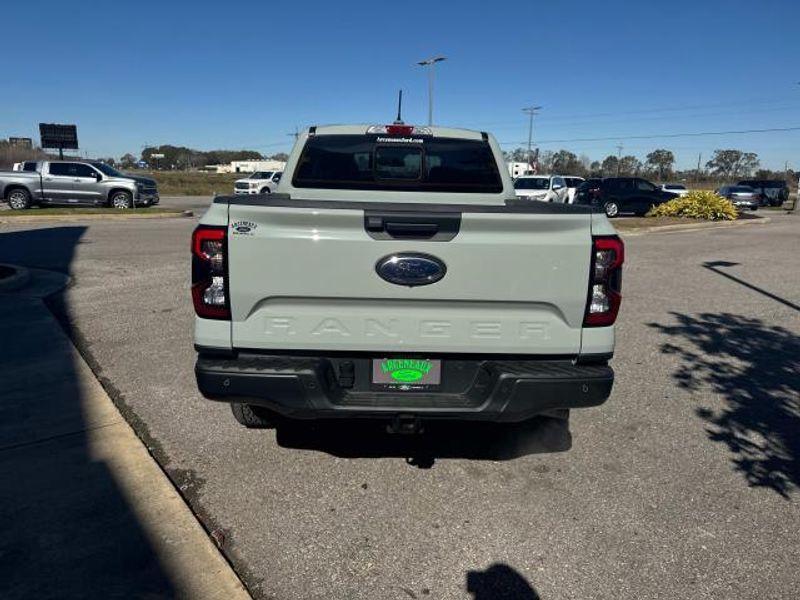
top-left (375, 146), bottom-right (422, 180)
top-left (730, 186), bottom-right (754, 193)
top-left (23, 162), bottom-right (38, 172)
top-left (514, 178), bottom-right (549, 190)
top-left (48, 163), bottom-right (72, 176)
top-left (292, 134), bottom-right (502, 193)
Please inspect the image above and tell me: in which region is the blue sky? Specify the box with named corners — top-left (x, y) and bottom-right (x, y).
top-left (3, 0), bottom-right (799, 169)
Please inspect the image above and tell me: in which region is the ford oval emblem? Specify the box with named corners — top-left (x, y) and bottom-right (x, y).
top-left (375, 253), bottom-right (446, 287)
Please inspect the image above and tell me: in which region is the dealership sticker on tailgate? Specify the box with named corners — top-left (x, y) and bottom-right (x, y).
top-left (372, 358), bottom-right (442, 389)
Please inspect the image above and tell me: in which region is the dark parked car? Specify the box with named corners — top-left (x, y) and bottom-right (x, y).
top-left (574, 177), bottom-right (677, 217)
top-left (736, 179), bottom-right (789, 206)
top-left (717, 185), bottom-right (759, 211)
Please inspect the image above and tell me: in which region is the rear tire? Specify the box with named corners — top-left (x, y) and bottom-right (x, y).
top-left (110, 191), bottom-right (133, 209)
top-left (604, 201), bottom-right (620, 218)
top-left (540, 408), bottom-right (570, 420)
top-left (230, 403), bottom-right (279, 428)
top-left (7, 188), bottom-right (31, 210)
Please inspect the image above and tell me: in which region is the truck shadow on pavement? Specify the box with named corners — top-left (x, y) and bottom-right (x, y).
top-left (275, 415), bottom-right (571, 468)
top-left (649, 311), bottom-right (799, 499)
top-left (0, 226), bottom-right (177, 598)
top-left (466, 563), bottom-right (541, 599)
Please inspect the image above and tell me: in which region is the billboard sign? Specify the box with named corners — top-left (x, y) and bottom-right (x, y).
top-left (8, 137), bottom-right (33, 148)
top-left (39, 123), bottom-right (79, 150)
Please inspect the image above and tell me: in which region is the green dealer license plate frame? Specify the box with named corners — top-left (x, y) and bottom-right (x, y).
top-left (371, 358), bottom-right (442, 391)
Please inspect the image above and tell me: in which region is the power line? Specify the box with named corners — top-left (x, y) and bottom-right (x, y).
top-left (499, 125), bottom-right (800, 146)
top-left (485, 105), bottom-right (800, 133)
top-left (471, 94), bottom-right (796, 128)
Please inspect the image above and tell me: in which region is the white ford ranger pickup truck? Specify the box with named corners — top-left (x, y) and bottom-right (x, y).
top-left (192, 124), bottom-right (623, 431)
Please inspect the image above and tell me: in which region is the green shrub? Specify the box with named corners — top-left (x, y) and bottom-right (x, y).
top-left (647, 190), bottom-right (738, 220)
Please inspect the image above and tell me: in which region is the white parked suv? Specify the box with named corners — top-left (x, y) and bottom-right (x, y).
top-left (234, 171), bottom-right (282, 195)
top-left (513, 175), bottom-right (568, 203)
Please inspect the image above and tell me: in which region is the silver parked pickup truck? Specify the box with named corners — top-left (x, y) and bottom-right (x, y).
top-left (192, 124), bottom-right (623, 432)
top-left (0, 160), bottom-right (159, 209)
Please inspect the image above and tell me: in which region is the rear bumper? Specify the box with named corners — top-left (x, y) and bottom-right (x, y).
top-left (195, 353), bottom-right (613, 422)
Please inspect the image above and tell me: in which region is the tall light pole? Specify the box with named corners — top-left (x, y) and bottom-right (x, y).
top-left (417, 56), bottom-right (446, 126)
top-left (522, 105), bottom-right (542, 169)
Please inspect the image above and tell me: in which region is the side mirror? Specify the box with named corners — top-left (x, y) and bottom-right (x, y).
top-left (552, 183), bottom-right (563, 190)
top-left (94, 172), bottom-right (103, 181)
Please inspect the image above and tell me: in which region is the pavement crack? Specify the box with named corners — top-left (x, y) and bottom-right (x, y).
top-left (0, 419), bottom-right (122, 453)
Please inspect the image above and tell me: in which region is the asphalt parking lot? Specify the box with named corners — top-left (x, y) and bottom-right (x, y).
top-left (158, 195), bottom-right (215, 214)
top-left (0, 214), bottom-right (797, 599)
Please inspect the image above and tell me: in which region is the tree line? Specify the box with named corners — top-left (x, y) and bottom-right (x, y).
top-left (502, 147), bottom-right (793, 184)
top-left (0, 140), bottom-right (288, 171)
top-left (114, 145), bottom-right (289, 170)
top-left (0, 138), bottom-right (793, 185)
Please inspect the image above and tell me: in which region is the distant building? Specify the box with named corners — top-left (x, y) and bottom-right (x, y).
top-left (230, 159), bottom-right (286, 173)
top-left (507, 161), bottom-right (533, 178)
top-left (202, 160), bottom-right (287, 174)
top-left (203, 164), bottom-right (233, 173)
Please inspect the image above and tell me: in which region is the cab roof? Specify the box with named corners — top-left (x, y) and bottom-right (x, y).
top-left (309, 124), bottom-right (486, 141)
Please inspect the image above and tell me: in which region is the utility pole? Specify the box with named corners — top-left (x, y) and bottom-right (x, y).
top-left (287, 127), bottom-right (299, 142)
top-left (616, 143), bottom-right (623, 176)
top-left (522, 105), bottom-right (542, 171)
top-left (417, 56), bottom-right (447, 126)
top-left (696, 152), bottom-right (702, 183)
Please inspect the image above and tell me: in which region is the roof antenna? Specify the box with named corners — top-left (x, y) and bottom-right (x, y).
top-left (394, 89), bottom-right (404, 124)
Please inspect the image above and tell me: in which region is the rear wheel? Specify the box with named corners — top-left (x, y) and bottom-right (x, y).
top-left (604, 201), bottom-right (620, 218)
top-left (541, 408), bottom-right (570, 420)
top-left (230, 403), bottom-right (279, 428)
top-left (110, 191), bottom-right (133, 209)
top-left (7, 188), bottom-right (31, 210)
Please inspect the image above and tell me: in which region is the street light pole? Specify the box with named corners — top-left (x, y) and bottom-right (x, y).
top-left (417, 56), bottom-right (446, 126)
top-left (522, 105), bottom-right (542, 170)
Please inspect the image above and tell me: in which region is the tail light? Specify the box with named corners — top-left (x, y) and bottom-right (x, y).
top-left (584, 235), bottom-right (624, 327)
top-left (191, 225), bottom-right (230, 320)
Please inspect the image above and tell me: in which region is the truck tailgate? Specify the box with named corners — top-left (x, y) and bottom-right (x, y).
top-left (226, 200), bottom-right (592, 355)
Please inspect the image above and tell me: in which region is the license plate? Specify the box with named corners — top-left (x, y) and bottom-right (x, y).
top-left (372, 358), bottom-right (441, 390)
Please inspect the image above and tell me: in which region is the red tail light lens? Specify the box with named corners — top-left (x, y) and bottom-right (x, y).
top-left (386, 124), bottom-right (414, 136)
top-left (584, 235), bottom-right (624, 327)
top-left (191, 225), bottom-right (230, 320)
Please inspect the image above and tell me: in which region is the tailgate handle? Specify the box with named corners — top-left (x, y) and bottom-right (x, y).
top-left (385, 221), bottom-right (438, 238)
top-left (364, 211), bottom-right (461, 241)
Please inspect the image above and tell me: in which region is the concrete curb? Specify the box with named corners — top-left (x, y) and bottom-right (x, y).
top-left (0, 268), bottom-right (251, 599)
top-left (0, 263), bottom-right (31, 291)
top-left (617, 216), bottom-right (770, 236)
top-left (0, 210), bottom-right (192, 224)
